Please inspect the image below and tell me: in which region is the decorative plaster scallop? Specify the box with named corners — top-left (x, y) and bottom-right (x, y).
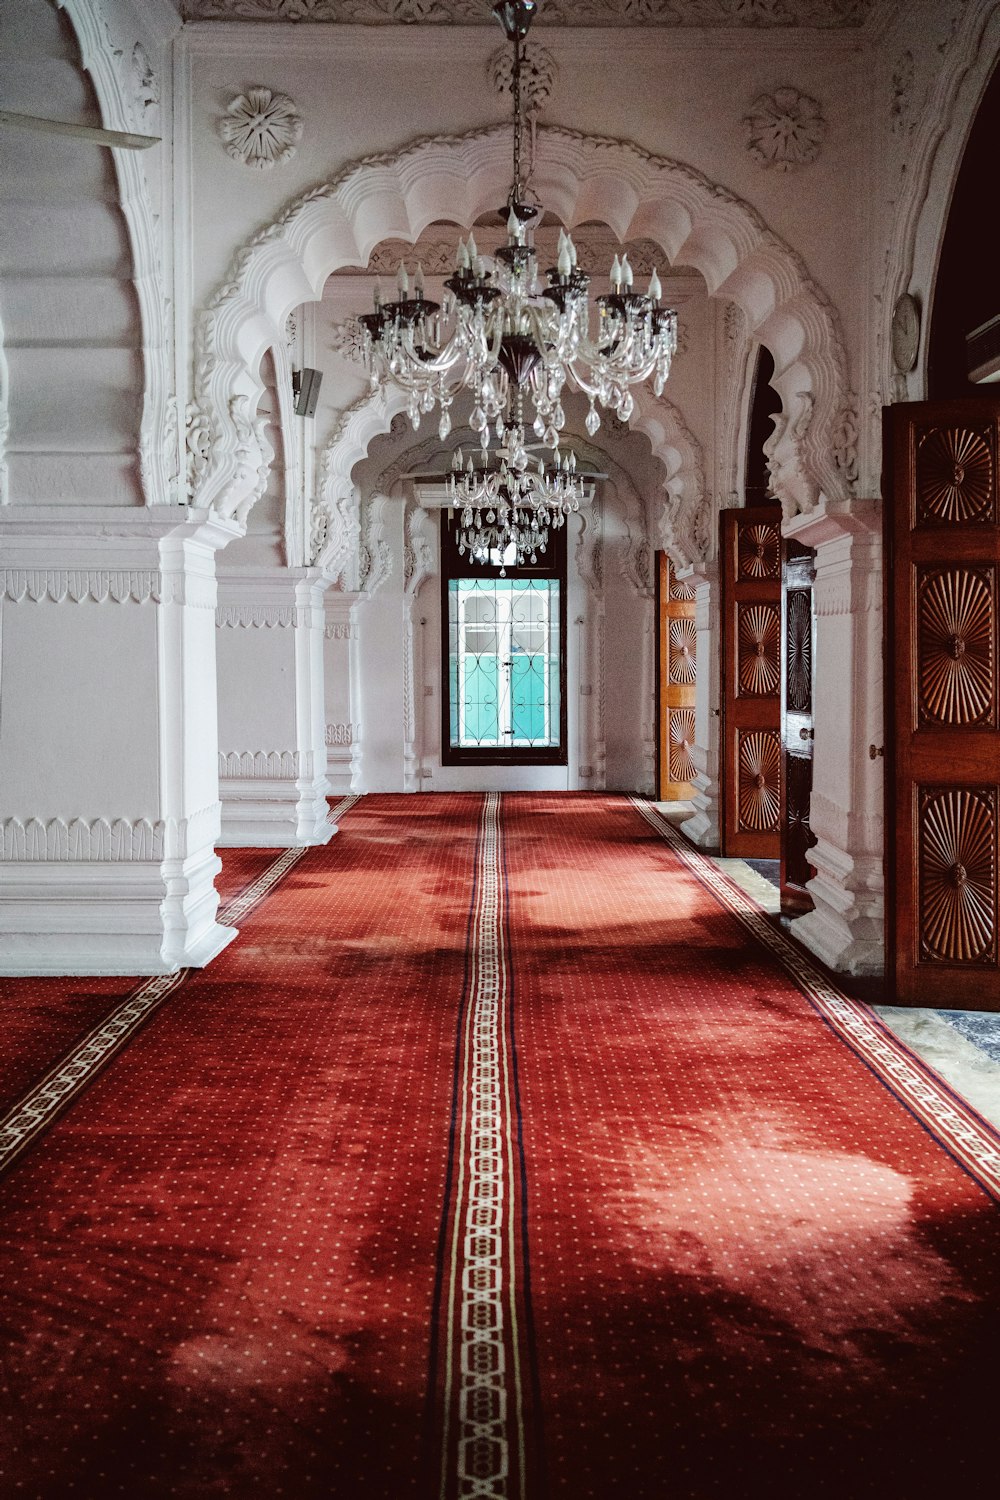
top-left (192, 126), bottom-right (851, 528)
top-left (218, 749), bottom-right (307, 777)
top-left (216, 603), bottom-right (296, 626)
top-left (2, 569), bottom-right (165, 605)
top-left (1, 818), bottom-right (164, 862)
top-left (326, 722), bottom-right (355, 745)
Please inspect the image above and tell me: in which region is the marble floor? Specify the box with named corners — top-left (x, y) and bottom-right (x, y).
top-left (655, 802), bottom-right (1000, 1134)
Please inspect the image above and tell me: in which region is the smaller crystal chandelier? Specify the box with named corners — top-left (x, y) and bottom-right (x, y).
top-left (449, 437), bottom-right (585, 574)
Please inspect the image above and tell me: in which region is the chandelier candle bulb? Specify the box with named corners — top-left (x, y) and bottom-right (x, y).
top-left (649, 268), bottom-right (661, 302)
top-left (414, 263), bottom-right (425, 298)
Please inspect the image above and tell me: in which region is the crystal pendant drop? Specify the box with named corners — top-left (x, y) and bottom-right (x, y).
top-left (585, 405), bottom-right (600, 436)
top-left (438, 409), bottom-right (451, 441)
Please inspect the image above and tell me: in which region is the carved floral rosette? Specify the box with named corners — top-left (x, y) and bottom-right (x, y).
top-left (743, 87), bottom-right (826, 173)
top-left (219, 88), bottom-right (303, 170)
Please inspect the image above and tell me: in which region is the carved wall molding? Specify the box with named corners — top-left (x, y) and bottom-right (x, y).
top-left (575, 495), bottom-right (604, 599)
top-left (358, 493), bottom-right (393, 597)
top-left (130, 41), bottom-right (159, 125)
top-left (0, 811), bottom-right (220, 863)
top-left (743, 87), bottom-right (827, 172)
top-left (2, 569), bottom-right (168, 605)
top-left (404, 503), bottom-right (436, 597)
top-left (311, 390), bottom-right (388, 581)
top-left (325, 722), bottom-right (356, 747)
top-left (329, 317), bottom-right (365, 363)
top-left (193, 125), bottom-right (850, 525)
top-left (182, 1), bottom-right (880, 29)
top-left (219, 87), bottom-right (303, 170)
top-left (218, 749), bottom-right (310, 778)
top-left (216, 603), bottom-right (296, 627)
top-left (324, 619), bottom-right (359, 640)
top-left (488, 40), bottom-right (556, 118)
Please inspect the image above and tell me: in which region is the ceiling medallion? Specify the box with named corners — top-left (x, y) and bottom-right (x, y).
top-left (356, 0), bottom-right (677, 571)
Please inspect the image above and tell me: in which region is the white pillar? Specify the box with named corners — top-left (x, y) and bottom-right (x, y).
top-left (785, 499), bottom-right (884, 975)
top-left (681, 563), bottom-right (721, 847)
top-left (323, 591), bottom-right (363, 795)
top-left (215, 567), bottom-right (333, 847)
top-left (0, 510), bottom-right (239, 975)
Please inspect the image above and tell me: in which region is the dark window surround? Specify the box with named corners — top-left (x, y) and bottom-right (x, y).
top-left (439, 511), bottom-right (568, 767)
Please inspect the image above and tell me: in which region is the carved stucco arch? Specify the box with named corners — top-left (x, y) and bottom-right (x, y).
top-left (57, 0), bottom-right (174, 505)
top-left (882, 2), bottom-right (1000, 418)
top-left (312, 375), bottom-right (706, 585)
top-left (193, 126), bottom-right (852, 525)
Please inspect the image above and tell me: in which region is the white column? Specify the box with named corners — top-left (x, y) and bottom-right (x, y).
top-left (215, 567), bottom-right (333, 847)
top-left (681, 563), bottom-right (721, 847)
top-left (323, 590), bottom-right (363, 795)
top-left (785, 499), bottom-right (884, 975)
top-left (0, 510), bottom-right (239, 975)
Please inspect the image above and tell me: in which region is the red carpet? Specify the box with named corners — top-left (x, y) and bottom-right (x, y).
top-left (0, 846), bottom-right (281, 1116)
top-left (2, 793), bottom-right (1000, 1498)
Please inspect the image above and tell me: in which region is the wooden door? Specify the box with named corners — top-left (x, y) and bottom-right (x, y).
top-left (885, 399), bottom-right (1000, 1006)
top-left (656, 553), bottom-right (697, 800)
top-left (781, 541), bottom-right (817, 913)
top-left (720, 506), bottom-right (783, 857)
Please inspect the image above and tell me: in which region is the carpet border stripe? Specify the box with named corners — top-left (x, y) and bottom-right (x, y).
top-left (630, 797), bottom-right (1000, 1204)
top-left (0, 794), bottom-right (364, 1180)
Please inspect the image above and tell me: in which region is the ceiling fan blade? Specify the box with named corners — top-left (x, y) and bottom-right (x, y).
top-left (0, 109), bottom-right (159, 150)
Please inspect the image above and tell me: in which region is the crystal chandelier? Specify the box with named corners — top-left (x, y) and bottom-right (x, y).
top-left (357, 0), bottom-right (679, 470)
top-left (449, 438), bottom-right (585, 574)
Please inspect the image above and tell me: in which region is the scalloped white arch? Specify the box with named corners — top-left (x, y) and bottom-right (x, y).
top-left (59, 0), bottom-right (173, 505)
top-left (193, 125), bottom-right (852, 523)
top-left (312, 373), bottom-right (708, 575)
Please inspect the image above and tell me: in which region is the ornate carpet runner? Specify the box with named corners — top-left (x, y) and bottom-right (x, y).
top-left (3, 792), bottom-right (1000, 1498)
top-left (431, 792), bottom-right (533, 1500)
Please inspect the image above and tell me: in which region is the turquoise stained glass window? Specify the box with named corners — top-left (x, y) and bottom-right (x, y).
top-left (447, 578), bottom-right (561, 750)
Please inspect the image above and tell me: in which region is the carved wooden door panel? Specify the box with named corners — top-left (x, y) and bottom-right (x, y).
top-left (781, 541), bottom-right (817, 913)
top-left (656, 553), bottom-right (697, 800)
top-left (886, 400), bottom-right (1000, 1006)
top-left (720, 507), bottom-right (783, 857)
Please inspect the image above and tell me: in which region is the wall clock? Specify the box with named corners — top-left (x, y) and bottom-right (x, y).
top-left (891, 292), bottom-right (921, 373)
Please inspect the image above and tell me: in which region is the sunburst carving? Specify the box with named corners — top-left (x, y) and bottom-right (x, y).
top-left (737, 730), bottom-right (781, 833)
top-left (669, 710), bottom-right (696, 784)
top-left (738, 604), bottom-right (780, 696)
top-left (668, 619), bottom-right (697, 684)
top-left (919, 788), bottom-right (996, 964)
top-left (669, 575), bottom-right (695, 601)
top-left (786, 590), bottom-right (812, 712)
top-left (916, 426), bottom-right (994, 525)
top-left (737, 522), bottom-right (780, 581)
top-left (918, 568), bottom-right (995, 726)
